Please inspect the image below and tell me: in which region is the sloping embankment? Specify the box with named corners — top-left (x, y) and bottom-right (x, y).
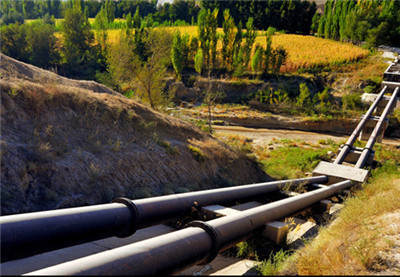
top-left (0, 54), bottom-right (269, 215)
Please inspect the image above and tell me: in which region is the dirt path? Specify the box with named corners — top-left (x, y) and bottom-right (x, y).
top-left (213, 125), bottom-right (400, 147)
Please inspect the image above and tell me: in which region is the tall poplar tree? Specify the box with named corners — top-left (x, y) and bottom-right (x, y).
top-left (62, 0), bottom-right (97, 79)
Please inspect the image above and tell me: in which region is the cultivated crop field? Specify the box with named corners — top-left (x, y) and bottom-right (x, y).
top-left (106, 26), bottom-right (369, 72)
top-left (48, 20), bottom-right (369, 73)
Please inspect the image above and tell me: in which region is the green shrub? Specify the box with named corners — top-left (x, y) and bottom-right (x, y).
top-left (342, 92), bottom-right (363, 110)
top-left (187, 145), bottom-right (205, 162)
top-left (157, 139), bottom-right (180, 155)
top-left (257, 250), bottom-right (290, 276)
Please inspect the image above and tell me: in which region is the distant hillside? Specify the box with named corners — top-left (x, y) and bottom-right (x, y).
top-left (0, 54), bottom-right (269, 215)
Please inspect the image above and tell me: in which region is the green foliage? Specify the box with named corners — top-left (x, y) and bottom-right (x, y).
top-left (62, 1), bottom-right (98, 79)
top-left (319, 0), bottom-right (400, 48)
top-left (251, 44), bottom-right (263, 75)
top-left (94, 4), bottom-right (109, 55)
top-left (0, 10), bottom-right (24, 25)
top-left (1, 20), bottom-right (59, 69)
top-left (232, 48), bottom-right (244, 77)
top-left (311, 11), bottom-right (320, 34)
top-left (26, 20), bottom-right (59, 68)
top-left (0, 23), bottom-right (28, 62)
top-left (258, 87), bottom-right (289, 105)
top-left (243, 17), bottom-right (256, 70)
top-left (197, 8), bottom-right (219, 71)
top-left (342, 92), bottom-right (363, 111)
top-left (260, 141), bottom-right (332, 179)
top-left (187, 145), bottom-right (205, 162)
top-left (194, 48), bottom-right (204, 75)
top-left (107, 28), bottom-right (173, 108)
top-left (271, 46), bottom-right (288, 74)
top-left (297, 83), bottom-right (312, 108)
top-left (263, 27), bottom-right (277, 75)
top-left (171, 31), bottom-right (184, 80)
top-left (157, 139), bottom-right (180, 156)
top-left (133, 7), bottom-right (141, 28)
top-left (221, 9), bottom-right (235, 70)
top-left (315, 87), bottom-right (334, 112)
top-left (257, 250), bottom-right (290, 276)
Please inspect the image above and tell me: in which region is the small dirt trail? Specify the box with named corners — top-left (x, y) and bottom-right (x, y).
top-left (214, 125), bottom-right (400, 147)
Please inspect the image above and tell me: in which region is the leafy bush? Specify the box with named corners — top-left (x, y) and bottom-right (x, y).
top-left (342, 92), bottom-right (363, 111)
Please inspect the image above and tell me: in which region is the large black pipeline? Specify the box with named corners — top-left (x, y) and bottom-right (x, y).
top-left (0, 176), bottom-right (327, 262)
top-left (25, 180), bottom-right (352, 276)
top-left (334, 86), bottom-right (387, 164)
top-left (356, 87), bottom-right (399, 168)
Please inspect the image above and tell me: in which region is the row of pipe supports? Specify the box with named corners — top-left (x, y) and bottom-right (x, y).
top-left (334, 86), bottom-right (387, 165)
top-left (355, 87), bottom-right (399, 168)
top-left (25, 180), bottom-right (352, 276)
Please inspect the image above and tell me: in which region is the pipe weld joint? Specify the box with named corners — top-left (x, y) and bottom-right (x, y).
top-left (186, 221), bottom-right (220, 265)
top-left (112, 197), bottom-right (139, 237)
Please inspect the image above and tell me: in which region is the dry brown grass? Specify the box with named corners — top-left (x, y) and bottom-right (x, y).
top-left (283, 170), bottom-right (400, 275)
top-left (1, 53), bottom-right (268, 215)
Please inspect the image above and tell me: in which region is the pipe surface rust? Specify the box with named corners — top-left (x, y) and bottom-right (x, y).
top-left (334, 86), bottom-right (387, 164)
top-left (1, 176), bottom-right (327, 262)
top-left (25, 180), bottom-right (351, 276)
top-left (356, 87), bottom-right (399, 168)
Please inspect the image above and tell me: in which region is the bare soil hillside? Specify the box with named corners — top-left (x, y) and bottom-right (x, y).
top-left (0, 54), bottom-right (269, 215)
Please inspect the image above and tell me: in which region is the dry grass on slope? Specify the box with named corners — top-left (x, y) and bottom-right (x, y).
top-left (0, 54), bottom-right (269, 215)
top-left (280, 167), bottom-right (400, 275)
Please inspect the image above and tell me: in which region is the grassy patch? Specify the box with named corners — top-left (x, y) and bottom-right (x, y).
top-left (157, 139), bottom-right (180, 155)
top-left (257, 139), bottom-right (335, 179)
top-left (217, 134), bottom-right (254, 154)
top-left (187, 144), bottom-right (205, 162)
top-left (257, 250), bottom-right (291, 276)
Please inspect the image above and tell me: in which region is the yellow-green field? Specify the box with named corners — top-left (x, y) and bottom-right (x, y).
top-left (34, 19), bottom-right (368, 72)
top-left (107, 26), bottom-right (369, 72)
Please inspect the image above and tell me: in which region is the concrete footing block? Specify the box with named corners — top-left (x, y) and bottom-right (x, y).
top-left (263, 221), bottom-right (289, 245)
top-left (359, 116), bottom-right (389, 142)
top-left (329, 203), bottom-right (345, 215)
top-left (202, 205), bottom-right (240, 219)
top-left (337, 145), bottom-right (375, 165)
top-left (312, 161), bottom-right (369, 184)
top-left (319, 200), bottom-right (332, 212)
top-left (286, 218), bottom-right (317, 249)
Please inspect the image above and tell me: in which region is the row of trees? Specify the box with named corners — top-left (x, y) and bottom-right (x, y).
top-left (313, 0), bottom-right (400, 47)
top-left (1, 1), bottom-right (103, 80)
top-left (1, 0), bottom-right (317, 35)
top-left (1, 1), bottom-right (289, 108)
top-left (201, 0), bottom-right (317, 35)
top-left (171, 9), bottom-right (288, 80)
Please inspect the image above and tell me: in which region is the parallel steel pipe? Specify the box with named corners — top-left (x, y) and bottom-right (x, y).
top-left (0, 176), bottom-right (327, 262)
top-left (334, 86), bottom-right (387, 164)
top-left (356, 87), bottom-right (399, 168)
top-left (25, 180), bottom-right (351, 276)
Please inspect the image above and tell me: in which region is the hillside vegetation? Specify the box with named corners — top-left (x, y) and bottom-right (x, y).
top-left (0, 53), bottom-right (268, 215)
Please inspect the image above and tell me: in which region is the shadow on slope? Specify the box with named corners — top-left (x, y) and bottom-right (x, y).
top-left (0, 54), bottom-right (270, 215)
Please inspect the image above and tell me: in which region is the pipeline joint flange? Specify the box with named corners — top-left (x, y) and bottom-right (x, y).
top-left (185, 221), bottom-right (220, 265)
top-left (112, 197), bottom-right (139, 237)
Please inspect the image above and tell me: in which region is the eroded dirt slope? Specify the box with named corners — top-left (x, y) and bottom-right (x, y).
top-left (0, 54), bottom-right (269, 215)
